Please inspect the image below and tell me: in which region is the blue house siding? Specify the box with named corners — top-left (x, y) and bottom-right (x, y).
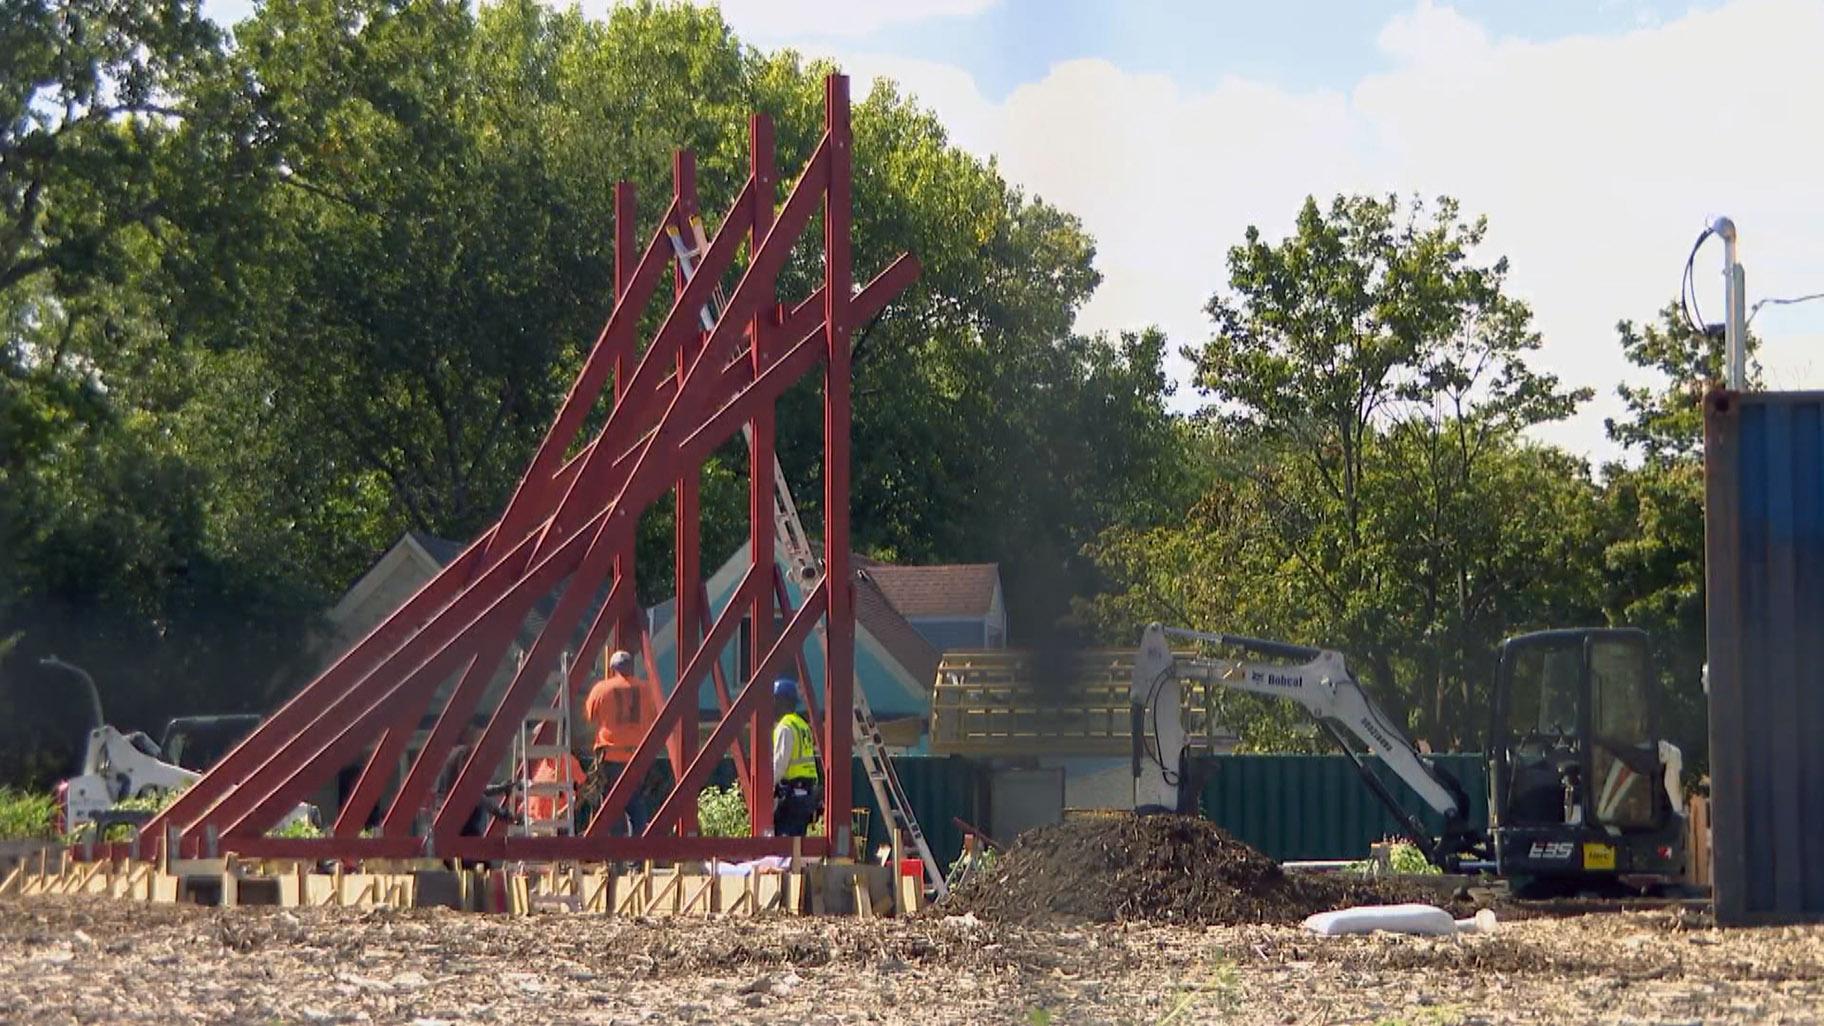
top-left (644, 550), bottom-right (929, 720)
top-left (910, 619), bottom-right (988, 652)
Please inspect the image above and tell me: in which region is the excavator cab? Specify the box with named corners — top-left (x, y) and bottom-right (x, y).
top-left (1489, 628), bottom-right (1686, 893)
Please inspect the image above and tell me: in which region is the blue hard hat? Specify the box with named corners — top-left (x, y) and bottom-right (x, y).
top-left (772, 677), bottom-right (798, 699)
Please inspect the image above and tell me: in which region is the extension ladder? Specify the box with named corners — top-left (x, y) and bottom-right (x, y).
top-left (668, 220), bottom-right (948, 898)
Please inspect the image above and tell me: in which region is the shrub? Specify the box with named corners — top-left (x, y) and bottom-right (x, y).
top-left (1386, 841), bottom-right (1441, 875)
top-left (697, 784), bottom-right (751, 837)
top-left (265, 817), bottom-right (324, 839)
top-left (0, 789), bottom-right (58, 840)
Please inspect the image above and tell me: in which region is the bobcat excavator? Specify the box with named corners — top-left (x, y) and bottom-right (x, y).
top-left (1131, 624), bottom-right (1690, 894)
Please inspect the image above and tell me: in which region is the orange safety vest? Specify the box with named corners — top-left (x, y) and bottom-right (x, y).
top-left (525, 753), bottom-right (584, 822)
top-left (585, 671), bottom-right (651, 760)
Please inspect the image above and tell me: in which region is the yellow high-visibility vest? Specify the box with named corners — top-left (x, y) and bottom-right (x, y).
top-left (776, 712), bottom-right (819, 782)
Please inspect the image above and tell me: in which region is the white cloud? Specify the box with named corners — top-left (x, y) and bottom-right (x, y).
top-left (711, 0), bottom-right (997, 38)
top-left (808, 0), bottom-right (1824, 461)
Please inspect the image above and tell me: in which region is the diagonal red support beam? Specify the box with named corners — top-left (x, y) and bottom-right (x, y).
top-left (140, 76), bottom-right (916, 866)
top-left (218, 182), bottom-right (800, 841)
top-left (584, 568), bottom-right (763, 836)
top-left (646, 584), bottom-right (830, 834)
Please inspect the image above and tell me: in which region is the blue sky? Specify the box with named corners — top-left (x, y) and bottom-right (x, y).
top-left (731, 1), bottom-right (1728, 100)
top-left (200, 0), bottom-right (1824, 459)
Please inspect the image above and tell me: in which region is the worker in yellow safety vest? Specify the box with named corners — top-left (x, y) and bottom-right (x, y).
top-left (770, 677), bottom-right (822, 836)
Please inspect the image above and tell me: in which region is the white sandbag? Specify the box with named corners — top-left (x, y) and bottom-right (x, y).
top-left (1302, 903), bottom-right (1459, 936)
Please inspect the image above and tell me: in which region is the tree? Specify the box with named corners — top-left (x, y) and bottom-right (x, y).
top-left (0, 268), bottom-right (322, 786)
top-left (1600, 302), bottom-right (1757, 769)
top-left (2, 0), bottom-right (266, 294)
top-left (0, 0), bottom-right (1190, 782)
top-left (212, 0), bottom-right (1180, 625)
top-left (1088, 194), bottom-right (1600, 750)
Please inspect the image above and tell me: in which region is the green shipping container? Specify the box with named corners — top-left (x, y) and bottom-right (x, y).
top-left (1195, 753), bottom-right (1489, 861)
top-left (850, 755), bottom-right (984, 869)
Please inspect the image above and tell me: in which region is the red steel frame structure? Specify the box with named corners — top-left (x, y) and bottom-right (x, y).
top-left (132, 75), bottom-right (916, 864)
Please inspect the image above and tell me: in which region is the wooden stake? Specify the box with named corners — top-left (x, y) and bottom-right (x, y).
top-left (852, 875), bottom-right (871, 919)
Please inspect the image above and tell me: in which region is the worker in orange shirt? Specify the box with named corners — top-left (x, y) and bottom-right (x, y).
top-left (585, 649), bottom-right (656, 833)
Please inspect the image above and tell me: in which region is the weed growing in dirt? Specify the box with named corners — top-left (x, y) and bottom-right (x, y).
top-left (698, 785), bottom-right (750, 837)
top-left (1347, 841), bottom-right (1442, 876)
top-left (1157, 961), bottom-right (1241, 1024)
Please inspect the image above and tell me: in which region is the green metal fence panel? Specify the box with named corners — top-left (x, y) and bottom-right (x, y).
top-left (1194, 754), bottom-right (1489, 861)
top-left (851, 755), bottom-right (983, 869)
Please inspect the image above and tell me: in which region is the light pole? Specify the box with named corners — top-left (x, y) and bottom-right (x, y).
top-left (1709, 216), bottom-right (1747, 390)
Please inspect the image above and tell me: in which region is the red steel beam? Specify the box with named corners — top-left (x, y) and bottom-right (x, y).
top-left (820, 74), bottom-right (856, 849)
top-left (645, 585), bottom-right (830, 834)
top-left (584, 568), bottom-right (762, 835)
top-left (747, 111), bottom-right (778, 836)
top-left (428, 150), bottom-right (820, 845)
top-left (146, 77), bottom-right (912, 865)
top-left (673, 149), bottom-right (705, 836)
top-left (166, 191), bottom-right (690, 844)
top-left (227, 169), bottom-right (767, 841)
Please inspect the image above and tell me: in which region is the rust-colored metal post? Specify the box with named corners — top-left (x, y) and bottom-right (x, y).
top-left (820, 74), bottom-right (855, 852)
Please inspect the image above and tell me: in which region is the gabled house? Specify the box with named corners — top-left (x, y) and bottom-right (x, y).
top-left (644, 542), bottom-right (942, 748)
top-left (324, 532), bottom-right (466, 651)
top-left (859, 562), bottom-right (1007, 651)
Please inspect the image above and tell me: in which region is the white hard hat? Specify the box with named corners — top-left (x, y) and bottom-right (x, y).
top-left (608, 649), bottom-right (635, 671)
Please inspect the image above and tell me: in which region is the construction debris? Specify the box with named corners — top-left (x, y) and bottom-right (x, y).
top-left (4, 894), bottom-right (1821, 1025)
top-left (945, 812), bottom-right (1473, 925)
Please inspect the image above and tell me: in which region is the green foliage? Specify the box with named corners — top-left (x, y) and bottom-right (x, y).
top-left (0, 788), bottom-right (58, 840)
top-left (1387, 842), bottom-right (1440, 875)
top-left (108, 789), bottom-right (178, 815)
top-left (96, 785), bottom-right (187, 841)
top-left (696, 784), bottom-right (750, 838)
top-left (1596, 303), bottom-right (1759, 772)
top-left (266, 817), bottom-right (324, 839)
top-left (0, 0), bottom-right (1181, 784)
top-left (945, 845), bottom-right (998, 887)
top-left (1089, 194), bottom-right (1601, 751)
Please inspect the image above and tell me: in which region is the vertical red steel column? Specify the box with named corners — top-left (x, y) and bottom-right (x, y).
top-left (820, 75), bottom-right (855, 851)
top-left (140, 75), bottom-right (909, 864)
top-left (671, 150), bottom-right (703, 835)
top-left (612, 183), bottom-right (643, 660)
top-left (613, 182), bottom-right (636, 400)
top-left (747, 113), bottom-right (778, 836)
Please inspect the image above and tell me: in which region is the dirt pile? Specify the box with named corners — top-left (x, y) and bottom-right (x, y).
top-left (946, 812), bottom-right (1450, 925)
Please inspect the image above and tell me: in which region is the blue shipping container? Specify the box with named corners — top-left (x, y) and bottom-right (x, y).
top-left (1705, 391), bottom-right (1824, 924)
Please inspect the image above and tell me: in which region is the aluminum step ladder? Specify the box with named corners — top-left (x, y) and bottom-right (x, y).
top-left (511, 653), bottom-right (578, 838)
top-left (669, 220), bottom-right (948, 898)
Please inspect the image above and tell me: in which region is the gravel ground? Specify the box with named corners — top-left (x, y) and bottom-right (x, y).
top-left (2, 895), bottom-right (1822, 1025)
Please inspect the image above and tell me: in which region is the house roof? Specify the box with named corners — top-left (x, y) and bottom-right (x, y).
top-left (408, 531), bottom-right (467, 566)
top-left (853, 572), bottom-right (941, 693)
top-left (861, 563), bottom-right (1001, 619)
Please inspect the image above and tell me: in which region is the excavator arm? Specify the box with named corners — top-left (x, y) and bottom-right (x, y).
top-left (1132, 623), bottom-right (1481, 866)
